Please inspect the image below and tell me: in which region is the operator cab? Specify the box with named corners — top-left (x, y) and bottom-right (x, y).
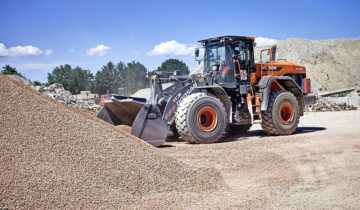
top-left (197, 36), bottom-right (255, 88)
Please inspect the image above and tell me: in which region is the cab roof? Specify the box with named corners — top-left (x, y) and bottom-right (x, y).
top-left (198, 36), bottom-right (255, 45)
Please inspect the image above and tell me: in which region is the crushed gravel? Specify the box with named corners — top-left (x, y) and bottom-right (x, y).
top-left (255, 38), bottom-right (360, 92)
top-left (0, 74), bottom-right (223, 209)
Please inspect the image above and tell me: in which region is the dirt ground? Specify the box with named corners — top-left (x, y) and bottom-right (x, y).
top-left (136, 110), bottom-right (360, 209)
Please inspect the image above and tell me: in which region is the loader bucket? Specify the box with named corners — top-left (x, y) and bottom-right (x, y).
top-left (96, 96), bottom-right (146, 126)
top-left (131, 104), bottom-right (168, 147)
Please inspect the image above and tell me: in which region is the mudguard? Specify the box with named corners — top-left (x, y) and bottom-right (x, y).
top-left (258, 76), bottom-right (303, 111)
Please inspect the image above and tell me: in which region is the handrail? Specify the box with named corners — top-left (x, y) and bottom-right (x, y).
top-left (258, 48), bottom-right (274, 88)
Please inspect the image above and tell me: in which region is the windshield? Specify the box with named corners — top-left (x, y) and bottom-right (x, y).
top-left (204, 43), bottom-right (234, 83)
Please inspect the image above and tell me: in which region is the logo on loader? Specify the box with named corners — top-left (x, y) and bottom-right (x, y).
top-left (176, 82), bottom-right (198, 107)
top-left (172, 93), bottom-right (182, 103)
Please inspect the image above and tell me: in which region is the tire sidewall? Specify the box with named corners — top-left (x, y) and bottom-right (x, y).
top-left (187, 95), bottom-right (226, 143)
top-left (271, 92), bottom-right (299, 134)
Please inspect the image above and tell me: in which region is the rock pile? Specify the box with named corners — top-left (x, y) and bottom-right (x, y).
top-left (5, 75), bottom-right (99, 109)
top-left (0, 75), bottom-right (222, 209)
top-left (40, 83), bottom-right (99, 109)
top-left (306, 97), bottom-right (357, 112)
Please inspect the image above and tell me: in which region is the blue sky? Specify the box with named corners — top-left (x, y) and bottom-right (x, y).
top-left (1, 0), bottom-right (359, 82)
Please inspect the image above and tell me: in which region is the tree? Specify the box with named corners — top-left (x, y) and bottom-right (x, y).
top-left (122, 61), bottom-right (148, 95)
top-left (69, 67), bottom-right (94, 94)
top-left (156, 59), bottom-right (190, 76)
top-left (92, 61), bottom-right (124, 95)
top-left (47, 64), bottom-right (93, 94)
top-left (48, 64), bottom-right (72, 89)
top-left (32, 81), bottom-right (42, 86)
top-left (92, 61), bottom-right (148, 95)
top-left (1, 65), bottom-right (23, 77)
top-left (115, 61), bottom-right (126, 91)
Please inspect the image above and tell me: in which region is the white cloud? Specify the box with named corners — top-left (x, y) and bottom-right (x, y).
top-left (69, 49), bottom-right (75, 52)
top-left (0, 43), bottom-right (52, 56)
top-left (44, 49), bottom-right (53, 55)
top-left (147, 40), bottom-right (196, 56)
top-left (255, 37), bottom-right (277, 47)
top-left (86, 44), bottom-right (110, 56)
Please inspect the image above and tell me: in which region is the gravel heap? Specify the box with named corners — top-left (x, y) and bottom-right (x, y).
top-left (132, 83), bottom-right (173, 99)
top-left (40, 83), bottom-right (99, 109)
top-left (255, 38), bottom-right (360, 92)
top-left (190, 61), bottom-right (204, 75)
top-left (5, 75), bottom-right (31, 86)
top-left (306, 97), bottom-right (357, 112)
top-left (0, 74), bottom-right (222, 209)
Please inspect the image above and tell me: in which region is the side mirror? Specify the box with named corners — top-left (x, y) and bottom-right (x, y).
top-left (195, 48), bottom-right (199, 57)
top-left (271, 45), bottom-right (277, 61)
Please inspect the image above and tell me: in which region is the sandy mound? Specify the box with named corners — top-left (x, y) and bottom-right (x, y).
top-left (0, 74), bottom-right (222, 209)
top-left (132, 83), bottom-right (173, 99)
top-left (255, 38), bottom-right (360, 92)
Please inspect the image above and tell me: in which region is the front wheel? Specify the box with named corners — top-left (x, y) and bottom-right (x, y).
top-left (261, 90), bottom-right (300, 135)
top-left (176, 92), bottom-right (227, 144)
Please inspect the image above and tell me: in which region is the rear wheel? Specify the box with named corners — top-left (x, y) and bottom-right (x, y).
top-left (176, 92), bottom-right (227, 144)
top-left (226, 124), bottom-right (252, 134)
top-left (261, 90), bottom-right (300, 135)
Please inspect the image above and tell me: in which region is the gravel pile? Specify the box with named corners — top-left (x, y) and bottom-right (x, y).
top-left (5, 75), bottom-right (31, 86)
top-left (0, 75), bottom-right (223, 209)
top-left (132, 83), bottom-right (173, 99)
top-left (40, 83), bottom-right (99, 109)
top-left (306, 97), bottom-right (357, 112)
top-left (255, 38), bottom-right (360, 92)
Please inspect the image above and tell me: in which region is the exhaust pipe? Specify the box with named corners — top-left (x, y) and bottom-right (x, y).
top-left (271, 45), bottom-right (276, 61)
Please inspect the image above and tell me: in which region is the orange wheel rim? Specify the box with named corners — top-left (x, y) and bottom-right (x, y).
top-left (197, 107), bottom-right (218, 132)
top-left (279, 102), bottom-right (294, 125)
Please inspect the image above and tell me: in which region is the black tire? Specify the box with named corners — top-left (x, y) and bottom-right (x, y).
top-left (261, 90), bottom-right (300, 135)
top-left (226, 124), bottom-right (252, 134)
top-left (176, 92), bottom-right (227, 144)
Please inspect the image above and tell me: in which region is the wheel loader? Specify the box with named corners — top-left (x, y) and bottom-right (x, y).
top-left (97, 36), bottom-right (316, 147)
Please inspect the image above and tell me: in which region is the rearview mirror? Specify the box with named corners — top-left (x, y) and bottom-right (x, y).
top-left (195, 48), bottom-right (199, 57)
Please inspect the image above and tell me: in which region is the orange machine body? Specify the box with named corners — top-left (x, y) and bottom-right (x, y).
top-left (251, 61), bottom-right (306, 85)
